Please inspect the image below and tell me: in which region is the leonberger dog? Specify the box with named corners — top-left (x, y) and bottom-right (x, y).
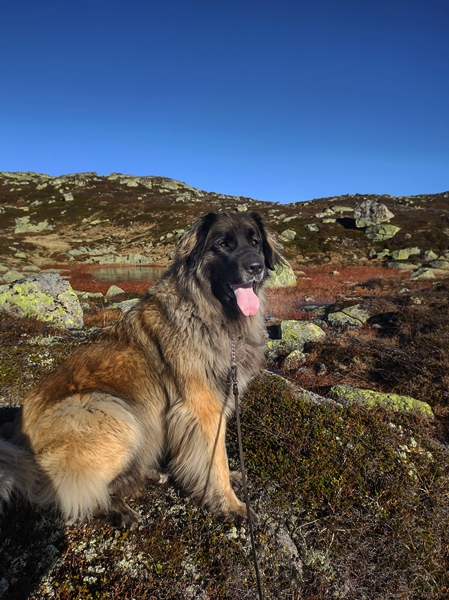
top-left (0, 211), bottom-right (281, 527)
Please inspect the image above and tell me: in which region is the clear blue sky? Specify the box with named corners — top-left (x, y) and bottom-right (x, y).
top-left (1, 0), bottom-right (448, 203)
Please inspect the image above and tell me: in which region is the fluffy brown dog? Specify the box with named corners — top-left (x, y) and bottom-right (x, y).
top-left (0, 212), bottom-right (281, 526)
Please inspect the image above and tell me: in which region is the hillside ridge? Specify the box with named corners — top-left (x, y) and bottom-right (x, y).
top-left (1, 171), bottom-right (448, 271)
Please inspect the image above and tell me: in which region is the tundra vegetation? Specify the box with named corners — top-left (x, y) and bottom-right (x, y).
top-left (0, 172), bottom-right (448, 599)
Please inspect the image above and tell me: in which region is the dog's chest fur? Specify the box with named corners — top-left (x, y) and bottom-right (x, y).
top-left (136, 272), bottom-right (266, 406)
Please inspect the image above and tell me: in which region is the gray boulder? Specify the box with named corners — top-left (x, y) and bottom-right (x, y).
top-left (354, 200), bottom-right (394, 228)
top-left (422, 250), bottom-right (438, 261)
top-left (386, 262), bottom-right (419, 271)
top-left (365, 224), bottom-right (401, 241)
top-left (2, 270), bottom-right (22, 283)
top-left (428, 260), bottom-right (449, 270)
top-left (266, 262), bottom-right (297, 287)
top-left (105, 285), bottom-right (126, 297)
top-left (0, 272), bottom-right (83, 329)
top-left (110, 298), bottom-right (140, 312)
top-left (410, 268), bottom-right (437, 280)
top-left (280, 229), bottom-right (296, 241)
top-left (327, 304), bottom-right (370, 328)
top-left (390, 248), bottom-right (420, 260)
top-left (266, 320), bottom-right (326, 360)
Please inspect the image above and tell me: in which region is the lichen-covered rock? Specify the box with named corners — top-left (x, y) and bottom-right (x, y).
top-left (0, 272), bottom-right (83, 328)
top-left (365, 224), bottom-right (401, 241)
top-left (105, 285), bottom-right (126, 297)
top-left (280, 229), bottom-right (296, 241)
top-left (123, 253), bottom-right (153, 265)
top-left (266, 320), bottom-right (326, 360)
top-left (266, 262), bottom-right (297, 287)
top-left (284, 348), bottom-right (307, 367)
top-left (79, 291), bottom-right (104, 299)
top-left (327, 304), bottom-right (370, 328)
top-left (22, 265), bottom-right (41, 273)
top-left (386, 262), bottom-right (420, 270)
top-left (354, 200), bottom-right (394, 228)
top-left (390, 248), bottom-right (420, 260)
top-left (422, 250), bottom-right (438, 261)
top-left (333, 205), bottom-right (353, 212)
top-left (330, 384), bottom-right (433, 419)
top-left (428, 260), bottom-right (449, 270)
top-left (110, 298), bottom-right (140, 312)
top-left (2, 270), bottom-right (22, 283)
top-left (14, 216), bottom-right (53, 233)
top-left (410, 268), bottom-right (437, 280)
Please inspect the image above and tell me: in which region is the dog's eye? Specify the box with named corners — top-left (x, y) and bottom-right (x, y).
top-left (219, 241), bottom-right (228, 248)
top-left (252, 239), bottom-right (259, 246)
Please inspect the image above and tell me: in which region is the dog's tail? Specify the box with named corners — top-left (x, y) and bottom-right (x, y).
top-left (0, 436), bottom-right (36, 512)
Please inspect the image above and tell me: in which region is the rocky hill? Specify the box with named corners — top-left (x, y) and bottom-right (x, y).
top-left (1, 171), bottom-right (448, 274)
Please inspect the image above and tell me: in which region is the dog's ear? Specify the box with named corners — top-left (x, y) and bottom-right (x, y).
top-left (175, 212), bottom-right (218, 272)
top-left (249, 212), bottom-right (284, 271)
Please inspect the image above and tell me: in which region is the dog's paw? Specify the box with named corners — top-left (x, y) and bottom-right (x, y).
top-left (110, 506), bottom-right (141, 529)
top-left (95, 496), bottom-right (142, 529)
top-left (157, 472), bottom-right (169, 485)
top-left (229, 499), bottom-right (259, 526)
top-left (240, 505), bottom-right (259, 526)
top-left (147, 468), bottom-right (169, 485)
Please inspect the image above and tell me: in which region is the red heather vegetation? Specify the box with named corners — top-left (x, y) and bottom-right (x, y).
top-left (265, 265), bottom-right (409, 320)
top-left (67, 264), bottom-right (409, 310)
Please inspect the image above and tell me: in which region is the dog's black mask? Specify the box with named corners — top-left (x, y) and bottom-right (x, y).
top-left (182, 212), bottom-right (278, 318)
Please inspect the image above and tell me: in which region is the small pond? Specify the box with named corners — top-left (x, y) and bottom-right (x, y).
top-left (93, 266), bottom-right (166, 283)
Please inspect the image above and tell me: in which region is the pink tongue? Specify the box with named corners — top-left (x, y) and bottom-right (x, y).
top-left (232, 284), bottom-right (260, 316)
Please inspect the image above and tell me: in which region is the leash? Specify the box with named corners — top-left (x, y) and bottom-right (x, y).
top-left (231, 339), bottom-right (264, 600)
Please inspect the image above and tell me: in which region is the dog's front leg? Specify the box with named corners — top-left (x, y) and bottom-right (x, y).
top-left (166, 382), bottom-right (251, 521)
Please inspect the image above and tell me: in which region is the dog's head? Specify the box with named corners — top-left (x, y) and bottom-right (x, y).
top-left (174, 212), bottom-right (283, 318)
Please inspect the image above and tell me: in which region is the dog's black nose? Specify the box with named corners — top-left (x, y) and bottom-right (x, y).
top-left (244, 258), bottom-right (264, 276)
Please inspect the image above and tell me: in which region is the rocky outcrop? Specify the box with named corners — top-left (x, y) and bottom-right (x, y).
top-left (327, 304), bottom-right (371, 328)
top-left (352, 200), bottom-right (401, 241)
top-left (14, 216), bottom-right (53, 234)
top-left (354, 200), bottom-right (394, 228)
top-left (0, 272), bottom-right (83, 328)
top-left (330, 384), bottom-right (433, 419)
